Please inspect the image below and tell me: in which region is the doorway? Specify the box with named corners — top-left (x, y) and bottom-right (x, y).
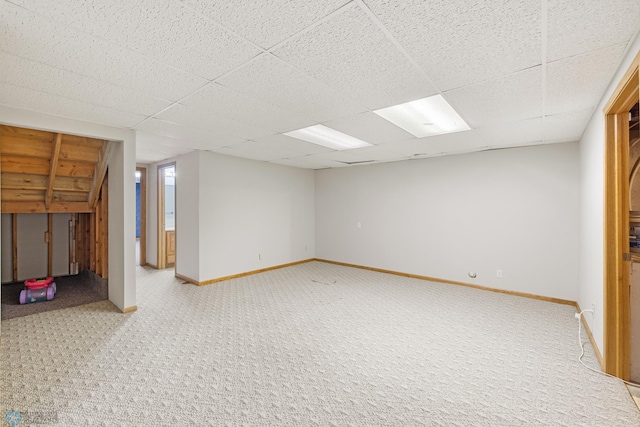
top-left (603, 50), bottom-right (640, 380)
top-left (136, 167), bottom-right (146, 267)
top-left (157, 163), bottom-right (176, 270)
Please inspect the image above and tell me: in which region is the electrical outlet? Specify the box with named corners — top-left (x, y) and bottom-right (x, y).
top-left (258, 253), bottom-right (262, 260)
top-left (496, 269), bottom-right (502, 278)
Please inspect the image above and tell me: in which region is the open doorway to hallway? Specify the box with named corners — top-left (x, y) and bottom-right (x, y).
top-left (135, 167), bottom-right (146, 267)
top-left (157, 163), bottom-right (176, 270)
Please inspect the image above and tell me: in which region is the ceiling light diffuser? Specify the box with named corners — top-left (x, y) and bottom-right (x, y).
top-left (284, 124), bottom-right (372, 151)
top-left (374, 94), bottom-right (470, 137)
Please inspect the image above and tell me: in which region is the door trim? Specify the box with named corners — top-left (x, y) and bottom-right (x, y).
top-left (603, 50), bottom-right (640, 380)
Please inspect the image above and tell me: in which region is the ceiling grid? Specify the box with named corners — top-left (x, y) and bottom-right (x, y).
top-left (0, 0), bottom-right (638, 166)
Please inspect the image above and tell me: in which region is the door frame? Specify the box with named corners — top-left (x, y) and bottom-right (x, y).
top-left (136, 167), bottom-right (146, 266)
top-left (157, 162), bottom-right (176, 270)
top-left (603, 50), bottom-right (640, 380)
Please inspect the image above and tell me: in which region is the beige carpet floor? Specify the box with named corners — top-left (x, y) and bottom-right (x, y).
top-left (1, 261), bottom-right (639, 426)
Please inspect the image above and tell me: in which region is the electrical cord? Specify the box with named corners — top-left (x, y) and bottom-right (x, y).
top-left (311, 279), bottom-right (337, 285)
top-left (576, 309), bottom-right (640, 388)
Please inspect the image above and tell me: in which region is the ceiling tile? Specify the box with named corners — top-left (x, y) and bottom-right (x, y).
top-left (215, 140), bottom-right (303, 162)
top-left (546, 44), bottom-right (627, 116)
top-left (9, 0), bottom-right (262, 80)
top-left (322, 111), bottom-right (415, 145)
top-left (445, 67), bottom-right (542, 128)
top-left (543, 108), bottom-right (593, 143)
top-left (251, 134), bottom-right (334, 156)
top-left (156, 104), bottom-right (276, 141)
top-left (0, 1), bottom-right (207, 101)
top-left (381, 130), bottom-right (486, 158)
top-left (325, 144), bottom-right (405, 163)
top-left (0, 51), bottom-right (171, 117)
top-left (273, 4), bottom-right (437, 110)
top-left (363, 0), bottom-right (541, 91)
top-left (134, 118), bottom-right (243, 148)
top-left (136, 132), bottom-right (195, 164)
top-left (180, 83), bottom-right (315, 133)
top-left (271, 155), bottom-right (347, 169)
top-left (474, 117), bottom-right (544, 147)
top-left (183, 0), bottom-right (348, 50)
top-left (0, 82), bottom-right (145, 128)
top-left (547, 0), bottom-right (640, 61)
top-left (216, 53), bottom-right (369, 123)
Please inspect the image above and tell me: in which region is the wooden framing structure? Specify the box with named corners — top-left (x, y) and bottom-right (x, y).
top-left (1, 125), bottom-right (112, 280)
top-left (603, 50), bottom-right (640, 379)
top-left (0, 125), bottom-right (112, 214)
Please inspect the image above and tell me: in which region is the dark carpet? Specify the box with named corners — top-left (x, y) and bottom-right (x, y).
top-left (1, 271), bottom-right (108, 320)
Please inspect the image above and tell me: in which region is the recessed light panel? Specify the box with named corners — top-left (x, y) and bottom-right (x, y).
top-left (374, 95), bottom-right (470, 137)
top-left (284, 124), bottom-right (372, 150)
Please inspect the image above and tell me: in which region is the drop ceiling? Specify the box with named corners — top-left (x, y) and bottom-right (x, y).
top-left (1, 0), bottom-right (639, 168)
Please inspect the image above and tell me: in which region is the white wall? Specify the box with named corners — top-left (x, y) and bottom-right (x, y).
top-left (578, 36), bottom-right (640, 353)
top-left (316, 142), bottom-right (580, 301)
top-left (1, 213), bottom-right (73, 282)
top-left (1, 214), bottom-right (12, 283)
top-left (175, 151), bottom-right (199, 281)
top-left (196, 151), bottom-right (315, 282)
top-left (0, 105), bottom-right (136, 314)
top-left (51, 214), bottom-right (71, 277)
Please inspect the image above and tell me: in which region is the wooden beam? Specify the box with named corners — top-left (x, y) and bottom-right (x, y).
top-left (1, 173), bottom-right (48, 190)
top-left (45, 133), bottom-right (62, 209)
top-left (88, 141), bottom-right (113, 208)
top-left (53, 176), bottom-right (92, 192)
top-left (1, 156), bottom-right (50, 175)
top-left (1, 201), bottom-right (93, 213)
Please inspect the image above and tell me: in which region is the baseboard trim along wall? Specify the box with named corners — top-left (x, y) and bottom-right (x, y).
top-left (314, 258), bottom-right (576, 306)
top-left (122, 306), bottom-right (137, 314)
top-left (175, 259), bottom-right (316, 286)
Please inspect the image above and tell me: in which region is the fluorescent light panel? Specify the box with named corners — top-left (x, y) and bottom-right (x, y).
top-left (374, 94), bottom-right (470, 137)
top-left (284, 124), bottom-right (372, 150)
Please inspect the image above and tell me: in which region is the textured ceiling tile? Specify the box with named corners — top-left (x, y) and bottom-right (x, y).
top-left (322, 112), bottom-right (415, 145)
top-left (0, 82), bottom-right (145, 128)
top-left (474, 117), bottom-right (544, 147)
top-left (273, 4), bottom-right (436, 110)
top-left (364, 0), bottom-right (541, 91)
top-left (217, 54), bottom-right (368, 122)
top-left (9, 0), bottom-right (262, 80)
top-left (180, 83), bottom-right (315, 133)
top-left (328, 144), bottom-right (405, 163)
top-left (183, 0), bottom-right (348, 50)
top-left (156, 104), bottom-right (276, 141)
top-left (543, 108), bottom-right (593, 143)
top-left (270, 157), bottom-right (333, 169)
top-left (547, 0), bottom-right (640, 61)
top-left (0, 2), bottom-right (207, 101)
top-left (252, 134), bottom-right (334, 156)
top-left (0, 51), bottom-right (171, 117)
top-left (134, 118), bottom-right (243, 148)
top-left (445, 67), bottom-right (542, 128)
top-left (136, 133), bottom-right (195, 164)
top-left (381, 130), bottom-right (485, 158)
top-left (216, 140), bottom-right (304, 162)
top-left (546, 44), bottom-right (627, 116)
top-left (272, 155), bottom-right (348, 169)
